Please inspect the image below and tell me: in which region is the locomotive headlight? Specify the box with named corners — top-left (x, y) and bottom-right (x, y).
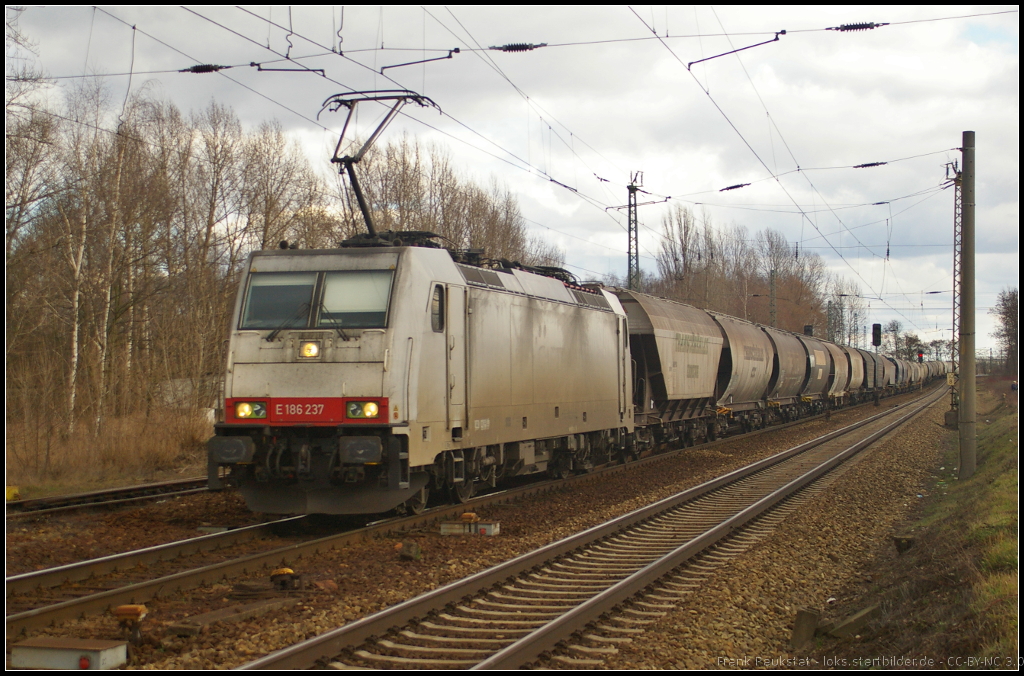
top-left (235, 401), bottom-right (267, 419)
top-left (346, 401), bottom-right (381, 418)
top-left (299, 341), bottom-right (320, 358)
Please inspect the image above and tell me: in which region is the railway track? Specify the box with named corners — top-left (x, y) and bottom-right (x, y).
top-left (6, 477), bottom-right (209, 519)
top-left (5, 386), bottom-right (938, 642)
top-left (240, 386), bottom-right (946, 670)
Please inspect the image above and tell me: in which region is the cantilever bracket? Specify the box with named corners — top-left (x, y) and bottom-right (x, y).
top-left (687, 31), bottom-right (786, 70)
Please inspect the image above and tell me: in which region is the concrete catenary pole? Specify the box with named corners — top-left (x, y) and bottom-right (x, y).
top-left (959, 131), bottom-right (976, 479)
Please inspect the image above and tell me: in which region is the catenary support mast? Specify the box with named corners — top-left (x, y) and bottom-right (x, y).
top-left (958, 131), bottom-right (977, 479)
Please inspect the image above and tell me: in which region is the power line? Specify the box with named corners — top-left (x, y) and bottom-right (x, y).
top-left (523, 217), bottom-right (659, 262)
top-left (662, 148), bottom-right (958, 201)
top-left (190, 5), bottom-right (616, 221)
top-left (705, 7), bottom-right (882, 261)
top-left (785, 9), bottom-right (1019, 33)
top-left (85, 6), bottom-right (644, 279)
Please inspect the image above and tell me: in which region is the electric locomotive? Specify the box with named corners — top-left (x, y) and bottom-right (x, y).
top-left (207, 235), bottom-right (633, 514)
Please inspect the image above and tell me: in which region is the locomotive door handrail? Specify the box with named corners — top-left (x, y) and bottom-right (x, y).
top-left (619, 317), bottom-right (628, 420)
top-left (446, 285), bottom-right (467, 434)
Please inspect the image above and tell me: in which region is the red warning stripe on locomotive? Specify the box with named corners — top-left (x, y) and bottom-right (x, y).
top-left (225, 397), bottom-right (389, 425)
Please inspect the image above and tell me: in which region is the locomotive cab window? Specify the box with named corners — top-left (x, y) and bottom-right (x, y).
top-left (318, 270), bottom-right (394, 329)
top-left (240, 272), bottom-right (316, 329)
top-left (430, 285), bottom-right (444, 332)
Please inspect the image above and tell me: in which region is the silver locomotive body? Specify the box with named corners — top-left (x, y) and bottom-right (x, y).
top-left (208, 246), bottom-right (631, 514)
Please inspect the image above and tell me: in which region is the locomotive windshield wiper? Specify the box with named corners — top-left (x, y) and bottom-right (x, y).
top-left (266, 303), bottom-right (311, 342)
top-left (318, 301), bottom-right (350, 341)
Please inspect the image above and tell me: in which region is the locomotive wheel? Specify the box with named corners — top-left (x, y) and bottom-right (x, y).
top-left (404, 487), bottom-right (429, 515)
top-left (451, 480), bottom-right (474, 504)
top-left (549, 456), bottom-right (573, 480)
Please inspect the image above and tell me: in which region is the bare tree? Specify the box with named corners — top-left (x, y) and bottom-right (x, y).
top-left (651, 208), bottom-right (829, 334)
top-left (991, 286), bottom-right (1018, 375)
top-left (882, 320), bottom-right (904, 357)
top-left (825, 277), bottom-right (866, 346)
top-left (333, 135), bottom-right (553, 263)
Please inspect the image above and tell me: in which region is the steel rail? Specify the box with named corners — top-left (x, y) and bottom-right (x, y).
top-left (5, 517), bottom-right (305, 597)
top-left (7, 477), bottom-right (208, 519)
top-left (240, 387), bottom-right (944, 670)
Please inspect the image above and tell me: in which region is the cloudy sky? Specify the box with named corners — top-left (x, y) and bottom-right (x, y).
top-left (13, 6), bottom-right (1018, 352)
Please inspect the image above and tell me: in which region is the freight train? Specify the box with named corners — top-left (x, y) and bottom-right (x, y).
top-left (207, 233), bottom-right (950, 515)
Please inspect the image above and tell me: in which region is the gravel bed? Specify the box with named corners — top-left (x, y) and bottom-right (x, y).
top-left (599, 395), bottom-right (950, 670)
top-left (5, 390), bottom-right (934, 669)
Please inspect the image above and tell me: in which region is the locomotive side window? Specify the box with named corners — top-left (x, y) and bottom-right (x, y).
top-left (240, 272), bottom-right (316, 329)
top-left (431, 285), bottom-right (444, 332)
top-left (318, 270), bottom-right (394, 328)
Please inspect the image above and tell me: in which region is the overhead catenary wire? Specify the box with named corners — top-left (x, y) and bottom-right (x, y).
top-left (192, 5), bottom-right (599, 212)
top-left (286, 9), bottom-right (1018, 54)
top-left (628, 7), bottom-right (931, 334)
top-left (210, 6), bottom-right (965, 292)
top-left (705, 6), bottom-right (881, 261)
top-left (231, 5), bottom-right (635, 240)
top-left (700, 8), bottom-right (977, 314)
top-left (232, 7), bottom-right (610, 187)
top-left (421, 7), bottom-right (629, 195)
top-left (94, 7), bottom-right (333, 133)
top-left (49, 6), bottom-right (995, 314)
top-left (682, 10), bottom-right (947, 317)
top-left (84, 5), bottom-right (647, 274)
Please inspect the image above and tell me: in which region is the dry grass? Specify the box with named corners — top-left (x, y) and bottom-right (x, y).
top-left (5, 408), bottom-right (212, 497)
